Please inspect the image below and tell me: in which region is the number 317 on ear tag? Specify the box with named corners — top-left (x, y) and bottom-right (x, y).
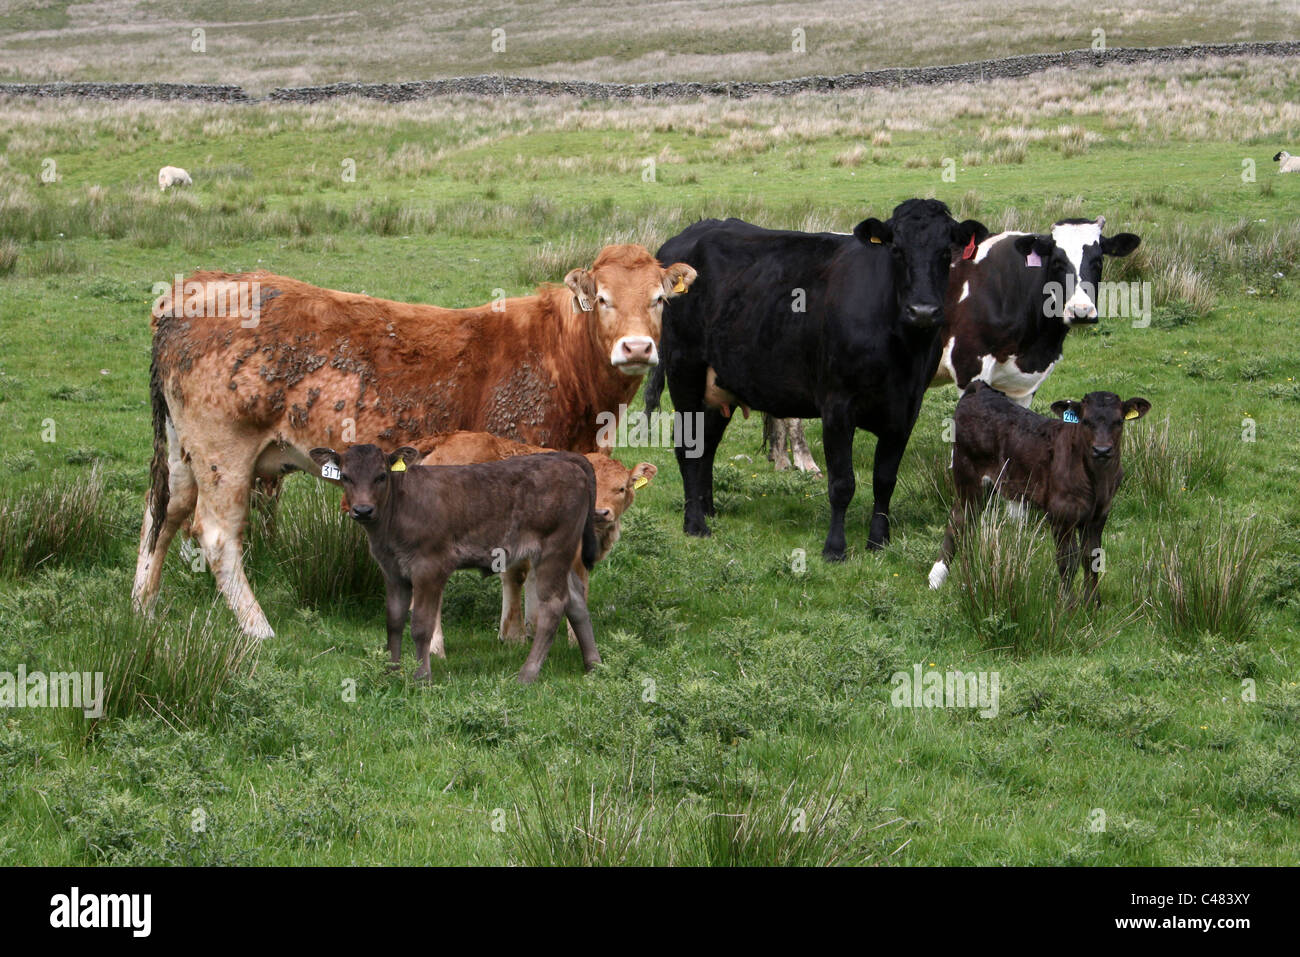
top-left (321, 463), bottom-right (341, 480)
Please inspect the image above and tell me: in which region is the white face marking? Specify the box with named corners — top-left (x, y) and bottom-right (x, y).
top-left (928, 561), bottom-right (949, 589)
top-left (1051, 220), bottom-right (1104, 320)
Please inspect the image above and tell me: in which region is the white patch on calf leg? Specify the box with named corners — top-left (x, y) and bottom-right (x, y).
top-left (1005, 499), bottom-right (1029, 522)
top-left (928, 561), bottom-right (949, 589)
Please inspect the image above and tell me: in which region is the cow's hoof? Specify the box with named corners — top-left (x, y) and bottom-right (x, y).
top-left (385, 662), bottom-right (402, 673)
top-left (822, 546), bottom-right (847, 562)
top-left (517, 669), bottom-right (539, 685)
top-left (413, 669), bottom-right (431, 682)
top-left (684, 525), bottom-right (712, 538)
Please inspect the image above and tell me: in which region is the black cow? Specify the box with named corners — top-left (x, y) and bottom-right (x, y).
top-left (932, 216), bottom-right (1142, 406)
top-left (644, 199), bottom-right (988, 559)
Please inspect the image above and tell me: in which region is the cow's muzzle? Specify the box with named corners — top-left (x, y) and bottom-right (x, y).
top-left (610, 336), bottom-right (659, 375)
top-left (903, 302), bottom-right (943, 328)
top-left (350, 504), bottom-right (376, 522)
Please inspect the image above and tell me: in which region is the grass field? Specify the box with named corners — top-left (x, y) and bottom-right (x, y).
top-left (1, 0), bottom-right (1297, 90)
top-left (0, 52), bottom-right (1298, 865)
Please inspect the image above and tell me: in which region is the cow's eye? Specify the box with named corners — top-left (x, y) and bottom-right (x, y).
top-left (377, 472), bottom-right (387, 483)
top-left (597, 296), bottom-right (609, 308)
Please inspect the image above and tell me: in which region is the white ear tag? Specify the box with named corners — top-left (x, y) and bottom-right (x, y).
top-left (321, 462), bottom-right (340, 480)
top-left (1062, 409), bottom-right (1079, 424)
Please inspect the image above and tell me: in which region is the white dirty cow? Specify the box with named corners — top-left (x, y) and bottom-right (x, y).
top-left (158, 166), bottom-right (193, 190)
top-left (1274, 151), bottom-right (1300, 173)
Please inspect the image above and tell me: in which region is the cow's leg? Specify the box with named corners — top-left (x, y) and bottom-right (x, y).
top-left (765, 414), bottom-right (791, 471)
top-left (1052, 521), bottom-right (1082, 598)
top-left (191, 454), bottom-right (273, 640)
top-left (1079, 518), bottom-right (1107, 607)
top-left (930, 498), bottom-right (971, 589)
top-left (820, 403), bottom-right (857, 560)
top-left (384, 576), bottom-right (412, 669)
top-left (788, 419), bottom-right (822, 475)
top-left (565, 560), bottom-right (589, 647)
top-left (410, 575), bottom-right (447, 681)
top-left (565, 568), bottom-right (601, 672)
top-left (131, 456), bottom-right (197, 615)
top-left (499, 561), bottom-right (529, 643)
top-left (679, 406), bottom-right (730, 536)
top-left (518, 588), bottom-right (565, 685)
top-left (866, 430), bottom-right (909, 550)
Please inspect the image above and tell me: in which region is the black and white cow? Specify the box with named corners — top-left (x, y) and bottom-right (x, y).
top-left (932, 216), bottom-right (1141, 406)
top-left (754, 216), bottom-right (1140, 474)
top-left (643, 199), bottom-right (987, 559)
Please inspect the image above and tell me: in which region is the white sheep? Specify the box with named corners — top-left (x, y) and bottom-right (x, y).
top-left (158, 166), bottom-right (193, 190)
top-left (1273, 151), bottom-right (1300, 173)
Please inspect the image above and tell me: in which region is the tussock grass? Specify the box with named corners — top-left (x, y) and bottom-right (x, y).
top-left (508, 755), bottom-right (869, 865)
top-left (70, 604), bottom-right (258, 738)
top-left (0, 466), bottom-right (113, 577)
top-left (1139, 513), bottom-right (1266, 643)
top-left (951, 504), bottom-right (1090, 653)
top-left (1122, 416), bottom-right (1232, 508)
top-left (0, 238), bottom-right (17, 275)
top-left (259, 479), bottom-right (384, 613)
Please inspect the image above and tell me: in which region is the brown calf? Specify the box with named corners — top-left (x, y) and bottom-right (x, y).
top-left (132, 245), bottom-right (695, 640)
top-left (416, 430), bottom-right (656, 644)
top-left (311, 444), bottom-right (600, 684)
top-left (928, 381), bottom-right (1150, 602)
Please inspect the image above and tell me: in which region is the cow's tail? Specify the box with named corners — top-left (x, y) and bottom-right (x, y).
top-left (145, 339), bottom-right (170, 553)
top-left (643, 360), bottom-right (666, 415)
top-left (580, 461), bottom-right (599, 571)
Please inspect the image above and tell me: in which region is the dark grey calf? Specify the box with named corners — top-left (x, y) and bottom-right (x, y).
top-left (928, 382), bottom-right (1150, 604)
top-left (310, 444), bottom-right (600, 683)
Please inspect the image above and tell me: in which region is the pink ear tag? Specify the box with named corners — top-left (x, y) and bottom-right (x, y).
top-left (1026, 251), bottom-right (1042, 267)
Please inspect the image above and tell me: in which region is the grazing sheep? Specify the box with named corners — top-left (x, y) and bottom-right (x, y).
top-left (1273, 151), bottom-right (1300, 173)
top-left (158, 166), bottom-right (193, 190)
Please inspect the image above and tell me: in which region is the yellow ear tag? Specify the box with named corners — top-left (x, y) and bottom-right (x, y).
top-left (390, 459), bottom-right (407, 472)
top-left (633, 476), bottom-right (649, 490)
top-left (1124, 409), bottom-right (1140, 420)
top-left (672, 277), bottom-right (686, 294)
top-left (869, 236), bottom-right (882, 244)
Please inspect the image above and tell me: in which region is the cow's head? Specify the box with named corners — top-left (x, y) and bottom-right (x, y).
top-left (310, 444), bottom-right (420, 524)
top-left (1029, 217), bottom-right (1141, 324)
top-left (856, 199), bottom-right (988, 329)
top-left (1050, 392), bottom-right (1150, 466)
top-left (585, 453), bottom-right (656, 557)
top-left (565, 244), bottom-right (696, 376)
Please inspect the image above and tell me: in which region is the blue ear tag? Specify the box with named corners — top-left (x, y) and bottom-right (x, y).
top-left (1062, 409), bottom-right (1079, 424)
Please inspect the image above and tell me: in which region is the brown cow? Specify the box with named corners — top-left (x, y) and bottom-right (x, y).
top-left (928, 381), bottom-right (1150, 603)
top-left (311, 444), bottom-right (600, 683)
top-left (132, 246), bottom-right (696, 639)
top-left (417, 430), bottom-right (656, 644)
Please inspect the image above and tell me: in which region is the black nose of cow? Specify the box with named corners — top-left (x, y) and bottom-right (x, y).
top-left (594, 507), bottom-right (614, 523)
top-left (907, 303), bottom-right (942, 325)
top-left (1092, 445), bottom-right (1113, 459)
top-left (351, 504), bottom-right (375, 520)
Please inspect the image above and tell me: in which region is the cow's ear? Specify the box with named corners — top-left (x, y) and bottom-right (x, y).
top-left (1050, 400), bottom-right (1082, 422)
top-left (309, 447), bottom-right (342, 482)
top-left (630, 462), bottom-right (658, 489)
top-left (952, 219), bottom-right (990, 248)
top-left (1013, 233), bottom-right (1055, 261)
top-left (565, 268), bottom-right (596, 312)
top-left (854, 218), bottom-right (891, 246)
top-left (1102, 232), bottom-right (1141, 257)
top-left (387, 446), bottom-right (421, 472)
top-left (1121, 398), bottom-right (1151, 421)
top-left (662, 262), bottom-right (697, 297)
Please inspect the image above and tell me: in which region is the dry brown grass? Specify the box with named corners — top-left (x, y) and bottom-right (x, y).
top-left (0, 0), bottom-right (1293, 92)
